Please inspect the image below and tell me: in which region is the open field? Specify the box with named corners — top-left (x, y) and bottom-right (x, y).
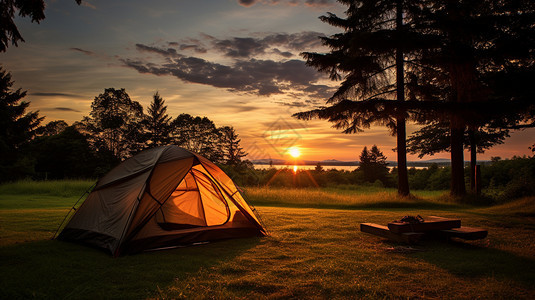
top-left (1, 181), bottom-right (534, 299)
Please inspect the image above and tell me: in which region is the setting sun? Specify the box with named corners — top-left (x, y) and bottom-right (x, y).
top-left (288, 146), bottom-right (301, 158)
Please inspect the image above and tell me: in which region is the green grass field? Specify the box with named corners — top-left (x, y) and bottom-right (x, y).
top-left (1, 181), bottom-right (534, 299)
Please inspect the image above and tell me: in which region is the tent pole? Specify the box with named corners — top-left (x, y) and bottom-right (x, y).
top-left (51, 181), bottom-right (97, 239)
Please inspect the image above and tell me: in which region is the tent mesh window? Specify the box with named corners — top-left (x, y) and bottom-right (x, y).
top-left (155, 167), bottom-right (230, 230)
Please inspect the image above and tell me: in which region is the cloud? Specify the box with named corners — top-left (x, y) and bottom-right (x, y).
top-left (179, 44), bottom-right (207, 53)
top-left (122, 55), bottom-right (329, 98)
top-left (238, 0), bottom-right (256, 7)
top-left (237, 0), bottom-right (336, 7)
top-left (42, 107), bottom-right (81, 112)
top-left (70, 47), bottom-right (94, 56)
top-left (135, 44), bottom-right (182, 58)
top-left (123, 31), bottom-right (334, 102)
top-left (272, 48), bottom-right (293, 58)
top-left (214, 37), bottom-right (265, 58)
top-left (303, 84), bottom-right (335, 99)
top-left (207, 31), bottom-right (325, 58)
top-left (274, 101), bottom-right (310, 108)
top-left (304, 0), bottom-right (334, 7)
top-left (224, 104), bottom-right (262, 113)
top-left (80, 1), bottom-right (97, 9)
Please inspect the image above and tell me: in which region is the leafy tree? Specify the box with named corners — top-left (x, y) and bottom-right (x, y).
top-left (144, 92), bottom-right (172, 147)
top-left (407, 121), bottom-right (510, 190)
top-left (36, 120), bottom-right (68, 136)
top-left (30, 126), bottom-right (101, 179)
top-left (0, 67), bottom-right (43, 181)
top-left (79, 88), bottom-right (145, 160)
top-left (1, 0), bottom-right (81, 52)
top-left (219, 126), bottom-right (247, 166)
top-left (357, 145), bottom-right (389, 184)
top-left (171, 114), bottom-right (223, 162)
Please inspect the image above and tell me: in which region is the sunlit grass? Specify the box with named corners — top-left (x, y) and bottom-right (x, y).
top-left (244, 186), bottom-right (455, 210)
top-left (1, 199), bottom-right (534, 298)
top-left (1, 181), bottom-right (534, 298)
top-left (0, 179), bottom-right (95, 198)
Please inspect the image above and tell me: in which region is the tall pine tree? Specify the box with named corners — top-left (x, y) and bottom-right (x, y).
top-left (144, 92), bottom-right (172, 147)
top-left (408, 0), bottom-right (535, 196)
top-left (219, 126), bottom-right (247, 166)
top-left (0, 67), bottom-right (43, 181)
top-left (294, 0), bottom-right (437, 196)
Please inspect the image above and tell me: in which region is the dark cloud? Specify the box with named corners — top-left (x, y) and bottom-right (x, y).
top-left (70, 47), bottom-right (94, 56)
top-left (30, 92), bottom-right (83, 98)
top-left (179, 44), bottom-right (207, 53)
top-left (304, 0), bottom-right (334, 7)
top-left (303, 84), bottom-right (335, 99)
top-left (122, 52), bottom-right (328, 97)
top-left (214, 37), bottom-right (265, 58)
top-left (208, 31), bottom-right (324, 58)
top-left (274, 101), bottom-right (310, 108)
top-left (124, 31), bottom-right (333, 101)
top-left (44, 107), bottom-right (81, 112)
top-left (135, 44), bottom-right (182, 58)
top-left (262, 31), bottom-right (324, 51)
top-left (238, 0), bottom-right (256, 7)
top-left (226, 104), bottom-right (262, 112)
top-left (272, 48), bottom-right (293, 58)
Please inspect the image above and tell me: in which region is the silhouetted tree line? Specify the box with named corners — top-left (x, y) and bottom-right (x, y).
top-left (0, 70), bottom-right (248, 181)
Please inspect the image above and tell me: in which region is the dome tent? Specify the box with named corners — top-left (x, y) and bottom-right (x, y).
top-left (57, 146), bottom-right (266, 256)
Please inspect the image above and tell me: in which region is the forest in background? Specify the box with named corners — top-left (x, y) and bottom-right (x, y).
top-left (0, 69), bottom-right (249, 182)
top-left (1, 66), bottom-right (535, 203)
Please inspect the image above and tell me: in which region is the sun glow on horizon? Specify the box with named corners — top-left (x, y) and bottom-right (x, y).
top-left (288, 146), bottom-right (301, 158)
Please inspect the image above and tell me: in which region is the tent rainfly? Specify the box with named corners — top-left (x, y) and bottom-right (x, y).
top-left (57, 146), bottom-right (266, 256)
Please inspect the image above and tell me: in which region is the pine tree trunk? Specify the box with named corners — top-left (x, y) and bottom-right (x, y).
top-left (450, 117), bottom-right (466, 196)
top-left (469, 129), bottom-right (477, 191)
top-left (396, 0), bottom-right (410, 196)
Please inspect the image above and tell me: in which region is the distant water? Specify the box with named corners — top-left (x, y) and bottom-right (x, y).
top-left (254, 164), bottom-right (426, 171)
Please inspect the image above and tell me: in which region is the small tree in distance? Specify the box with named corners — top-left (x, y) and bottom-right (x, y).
top-left (219, 126), bottom-right (247, 166)
top-left (357, 145), bottom-right (390, 185)
top-left (144, 92), bottom-right (172, 147)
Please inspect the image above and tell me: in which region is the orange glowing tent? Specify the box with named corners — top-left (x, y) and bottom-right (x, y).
top-left (57, 146), bottom-right (266, 256)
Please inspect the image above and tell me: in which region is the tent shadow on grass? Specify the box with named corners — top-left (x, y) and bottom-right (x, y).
top-left (410, 240), bottom-right (535, 287)
top-left (0, 237), bottom-right (261, 299)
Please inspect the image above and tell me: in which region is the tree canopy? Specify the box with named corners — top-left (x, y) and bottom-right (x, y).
top-left (79, 88), bottom-right (145, 160)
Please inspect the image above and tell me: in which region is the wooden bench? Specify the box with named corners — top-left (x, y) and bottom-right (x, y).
top-left (360, 216), bottom-right (488, 244)
top-left (387, 216), bottom-right (461, 233)
top-left (360, 223), bottom-right (424, 244)
top-left (438, 226), bottom-right (488, 240)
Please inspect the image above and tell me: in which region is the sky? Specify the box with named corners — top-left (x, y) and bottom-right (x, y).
top-left (3, 0), bottom-right (534, 162)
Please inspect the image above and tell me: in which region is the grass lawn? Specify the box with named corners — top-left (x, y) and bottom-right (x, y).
top-left (1, 181), bottom-right (534, 299)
